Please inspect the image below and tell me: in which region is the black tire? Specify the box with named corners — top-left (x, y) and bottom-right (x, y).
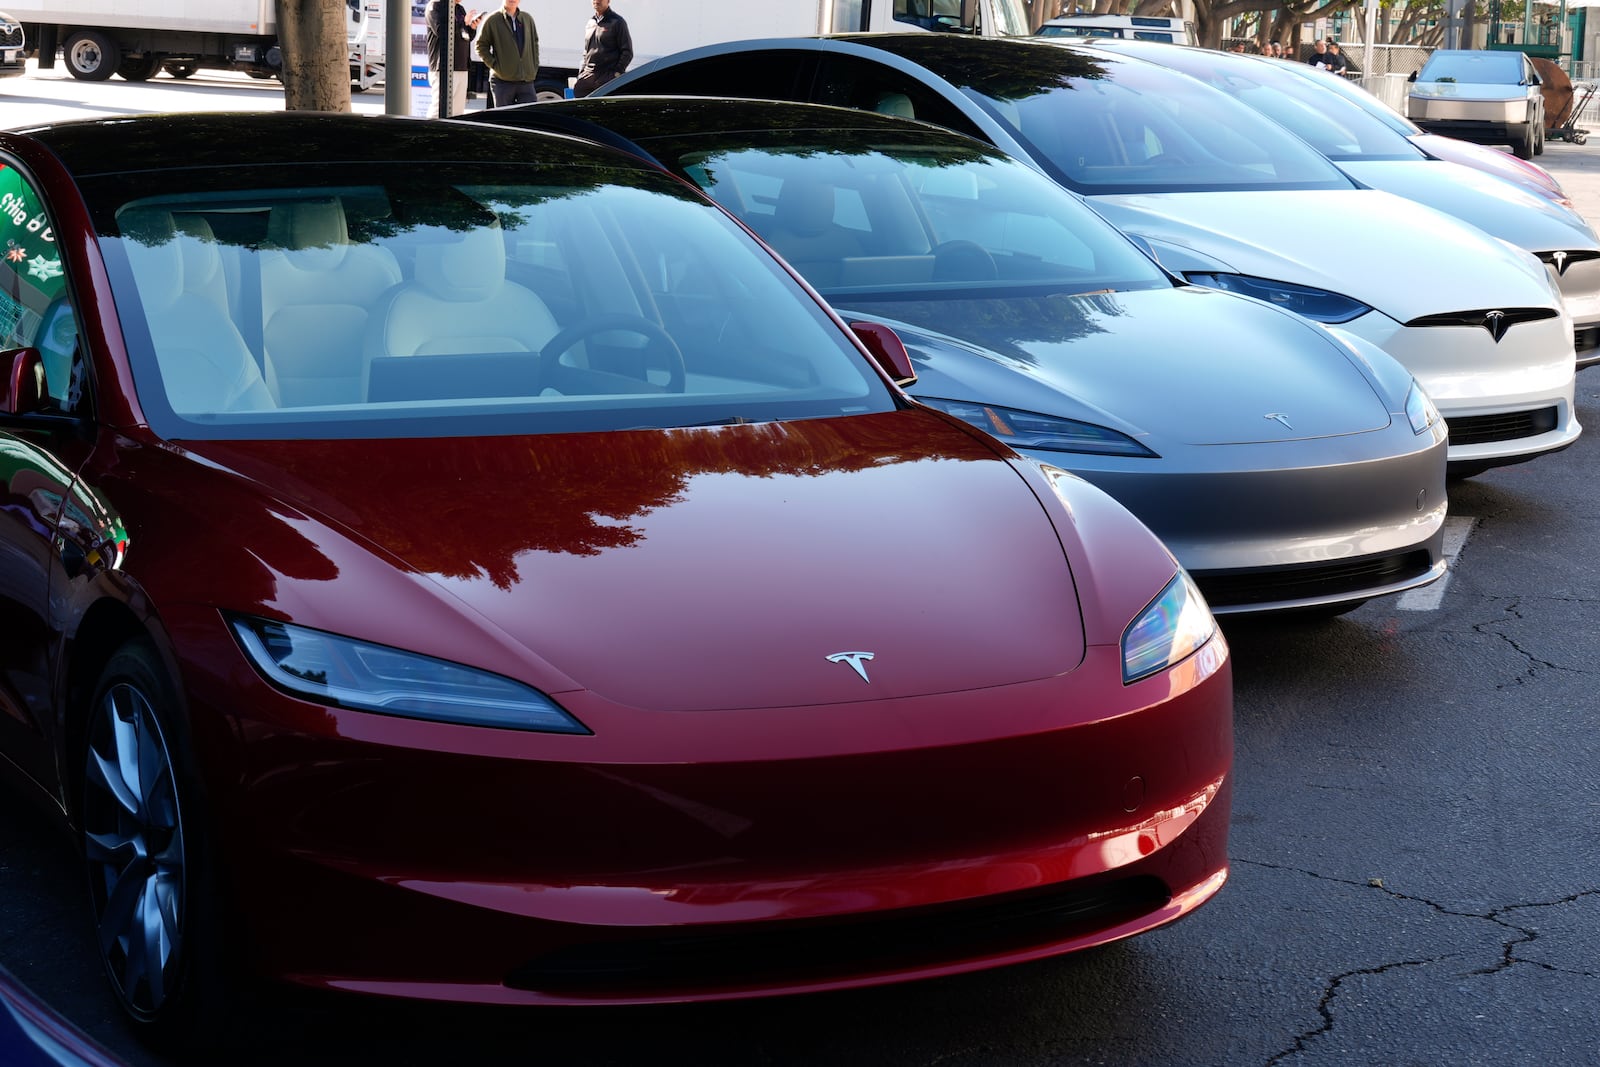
top-left (1534, 118), bottom-right (1546, 155)
top-left (117, 54), bottom-right (162, 81)
top-left (1511, 122), bottom-right (1535, 160)
top-left (81, 640), bottom-right (233, 1053)
top-left (63, 30), bottom-right (121, 81)
top-left (163, 61), bottom-right (198, 79)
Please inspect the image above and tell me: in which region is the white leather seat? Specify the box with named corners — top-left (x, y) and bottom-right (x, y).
top-left (120, 211), bottom-right (276, 415)
top-left (363, 220), bottom-right (559, 395)
top-left (261, 199), bottom-right (402, 407)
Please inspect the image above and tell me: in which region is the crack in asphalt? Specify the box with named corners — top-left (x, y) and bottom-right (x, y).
top-left (1454, 598), bottom-right (1590, 689)
top-left (1237, 860), bottom-right (1600, 1063)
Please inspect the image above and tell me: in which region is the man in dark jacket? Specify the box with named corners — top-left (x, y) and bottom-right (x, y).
top-left (573, 0), bottom-right (633, 98)
top-left (477, 0), bottom-right (541, 106)
top-left (426, 0), bottom-right (482, 117)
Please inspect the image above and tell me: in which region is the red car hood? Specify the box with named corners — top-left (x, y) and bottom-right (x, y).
top-left (187, 412), bottom-right (1087, 712)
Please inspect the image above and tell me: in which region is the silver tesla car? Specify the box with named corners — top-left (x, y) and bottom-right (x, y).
top-left (463, 98), bottom-right (1449, 616)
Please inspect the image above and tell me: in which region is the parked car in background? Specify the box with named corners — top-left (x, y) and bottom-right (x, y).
top-left (1036, 13), bottom-right (1193, 44)
top-left (470, 96), bottom-right (1450, 617)
top-left (1407, 48), bottom-right (1546, 159)
top-left (599, 35), bottom-right (1582, 475)
top-left (1268, 54), bottom-right (1577, 212)
top-left (0, 111), bottom-right (1232, 1051)
top-left (0, 11), bottom-right (24, 78)
top-left (1086, 40), bottom-right (1600, 369)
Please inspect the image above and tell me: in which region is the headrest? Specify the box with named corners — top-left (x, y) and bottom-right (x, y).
top-left (875, 92), bottom-right (915, 119)
top-left (413, 222), bottom-right (506, 302)
top-left (117, 209), bottom-right (184, 306)
top-left (172, 214), bottom-right (226, 298)
top-left (774, 182), bottom-right (838, 238)
top-left (268, 199), bottom-right (352, 270)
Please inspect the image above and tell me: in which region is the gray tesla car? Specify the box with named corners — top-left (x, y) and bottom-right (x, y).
top-left (462, 98), bottom-right (1449, 616)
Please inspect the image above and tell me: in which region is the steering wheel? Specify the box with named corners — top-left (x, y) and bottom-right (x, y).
top-left (539, 315), bottom-right (687, 394)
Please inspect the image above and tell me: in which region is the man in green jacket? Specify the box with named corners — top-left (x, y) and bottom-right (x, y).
top-left (477, 0), bottom-right (540, 106)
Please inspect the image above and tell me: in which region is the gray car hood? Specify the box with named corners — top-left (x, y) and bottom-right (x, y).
top-left (839, 285), bottom-right (1395, 447)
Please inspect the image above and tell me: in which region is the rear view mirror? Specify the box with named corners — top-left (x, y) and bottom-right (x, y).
top-left (849, 321), bottom-right (916, 387)
top-left (0, 348), bottom-right (48, 415)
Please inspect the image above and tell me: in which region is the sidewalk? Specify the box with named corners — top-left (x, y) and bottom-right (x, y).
top-left (1525, 139), bottom-right (1600, 225)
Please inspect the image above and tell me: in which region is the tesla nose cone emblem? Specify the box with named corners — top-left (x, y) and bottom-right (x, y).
top-left (1552, 251), bottom-right (1569, 275)
top-left (1483, 310), bottom-right (1509, 343)
top-left (826, 651), bottom-right (875, 683)
top-left (1265, 413), bottom-right (1294, 431)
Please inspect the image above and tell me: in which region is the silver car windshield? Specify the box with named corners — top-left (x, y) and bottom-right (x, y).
top-left (1417, 51), bottom-right (1525, 84)
top-left (670, 141), bottom-right (1170, 296)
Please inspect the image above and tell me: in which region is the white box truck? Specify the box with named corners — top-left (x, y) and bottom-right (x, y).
top-left (11, 0), bottom-right (384, 90)
top-left (530, 0), bottom-right (1032, 96)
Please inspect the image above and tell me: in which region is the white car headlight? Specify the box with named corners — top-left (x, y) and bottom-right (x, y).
top-left (229, 615), bottom-right (590, 733)
top-left (1405, 381), bottom-right (1442, 435)
top-left (1121, 571), bottom-right (1217, 684)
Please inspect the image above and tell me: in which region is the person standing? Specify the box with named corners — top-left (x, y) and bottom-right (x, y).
top-left (477, 0), bottom-right (541, 107)
top-left (1323, 40), bottom-right (1349, 75)
top-left (427, 0), bottom-right (482, 118)
top-left (573, 0), bottom-right (633, 98)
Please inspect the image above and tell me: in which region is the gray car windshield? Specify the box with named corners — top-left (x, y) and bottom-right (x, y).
top-left (89, 162), bottom-right (894, 440)
top-left (663, 139), bottom-right (1170, 298)
top-left (1417, 51), bottom-right (1524, 84)
top-left (963, 57), bottom-right (1355, 193)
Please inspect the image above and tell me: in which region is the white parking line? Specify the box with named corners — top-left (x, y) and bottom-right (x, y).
top-left (1396, 515), bottom-right (1478, 611)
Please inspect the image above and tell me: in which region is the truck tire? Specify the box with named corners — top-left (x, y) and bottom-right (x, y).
top-left (163, 61), bottom-right (198, 79)
top-left (117, 54), bottom-right (163, 81)
top-left (1511, 122), bottom-right (1534, 160)
top-left (64, 30), bottom-right (121, 81)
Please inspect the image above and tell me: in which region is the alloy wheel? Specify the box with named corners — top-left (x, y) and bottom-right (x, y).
top-left (83, 679), bottom-right (187, 1018)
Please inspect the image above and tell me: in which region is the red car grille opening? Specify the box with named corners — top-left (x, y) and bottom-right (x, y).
top-left (1446, 406), bottom-right (1559, 447)
top-left (504, 876), bottom-right (1170, 993)
top-left (1194, 549), bottom-right (1434, 609)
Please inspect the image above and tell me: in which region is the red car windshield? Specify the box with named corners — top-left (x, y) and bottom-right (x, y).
top-left (90, 162), bottom-right (895, 440)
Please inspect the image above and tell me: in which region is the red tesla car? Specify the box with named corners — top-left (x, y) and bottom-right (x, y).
top-left (0, 113), bottom-right (1231, 1049)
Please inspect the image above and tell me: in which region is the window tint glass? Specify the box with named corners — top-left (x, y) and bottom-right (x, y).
top-left (0, 162), bottom-right (84, 411)
top-left (656, 135), bottom-right (1169, 297)
top-left (610, 51), bottom-right (814, 102)
top-left (964, 58), bottom-right (1354, 192)
top-left (88, 162), bottom-right (892, 440)
top-left (1418, 51), bottom-right (1523, 84)
top-left (814, 54), bottom-right (986, 137)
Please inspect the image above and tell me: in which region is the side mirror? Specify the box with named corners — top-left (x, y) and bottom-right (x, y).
top-left (849, 321), bottom-right (916, 387)
top-left (0, 348), bottom-right (48, 415)
top-left (1408, 70), bottom-right (1418, 82)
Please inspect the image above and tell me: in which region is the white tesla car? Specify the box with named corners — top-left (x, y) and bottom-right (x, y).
top-left (599, 34), bottom-right (1581, 474)
top-left (1086, 40), bottom-right (1600, 371)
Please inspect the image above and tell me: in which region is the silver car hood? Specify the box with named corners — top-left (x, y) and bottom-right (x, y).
top-left (1087, 188), bottom-right (1559, 320)
top-left (839, 286), bottom-right (1396, 447)
top-left (1337, 159), bottom-right (1600, 253)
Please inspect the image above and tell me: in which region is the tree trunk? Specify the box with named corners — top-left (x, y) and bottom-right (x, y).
top-left (276, 0), bottom-right (351, 112)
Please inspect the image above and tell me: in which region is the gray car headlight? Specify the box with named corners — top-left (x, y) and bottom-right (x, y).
top-left (919, 397), bottom-right (1157, 457)
top-left (1405, 381), bottom-right (1442, 436)
top-left (1122, 571), bottom-right (1217, 684)
top-left (229, 615), bottom-right (591, 733)
top-left (1184, 272), bottom-right (1372, 324)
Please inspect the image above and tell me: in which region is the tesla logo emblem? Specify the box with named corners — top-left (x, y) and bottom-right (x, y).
top-left (826, 651), bottom-right (875, 683)
top-left (1483, 310), bottom-right (1509, 343)
top-left (1551, 251), bottom-right (1569, 275)
top-left (1265, 413), bottom-right (1294, 430)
